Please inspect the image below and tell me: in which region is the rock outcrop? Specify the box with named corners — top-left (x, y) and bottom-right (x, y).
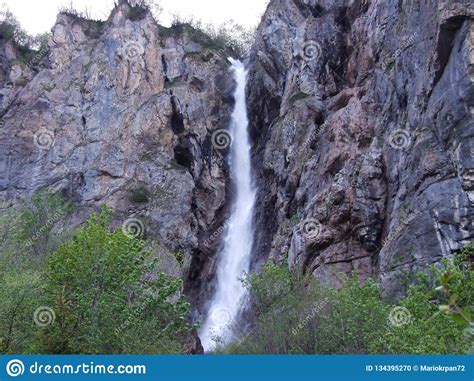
top-left (247, 0), bottom-right (474, 297)
top-left (0, 0), bottom-right (236, 326)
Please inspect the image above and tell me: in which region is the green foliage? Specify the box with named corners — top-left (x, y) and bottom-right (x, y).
top-left (316, 277), bottom-right (389, 354)
top-left (41, 83), bottom-right (56, 92)
top-left (0, 270), bottom-right (43, 353)
top-left (243, 262), bottom-right (293, 314)
top-left (220, 249), bottom-right (473, 354)
top-left (166, 15), bottom-right (256, 57)
top-left (36, 208), bottom-right (192, 354)
top-left (0, 202), bottom-right (192, 354)
top-left (385, 61), bottom-right (395, 73)
top-left (174, 249), bottom-right (184, 266)
top-left (371, 285), bottom-right (468, 354)
top-left (290, 214), bottom-right (301, 225)
top-left (0, 191), bottom-right (72, 353)
top-left (140, 151), bottom-right (153, 161)
top-left (0, 191), bottom-right (72, 270)
top-left (434, 245), bottom-right (473, 325)
top-left (0, 7), bottom-right (51, 67)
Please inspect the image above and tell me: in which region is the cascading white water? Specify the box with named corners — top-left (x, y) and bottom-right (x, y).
top-left (199, 59), bottom-right (256, 351)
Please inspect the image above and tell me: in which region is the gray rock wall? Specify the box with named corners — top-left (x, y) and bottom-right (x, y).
top-left (0, 1), bottom-right (235, 315)
top-left (247, 0), bottom-right (474, 297)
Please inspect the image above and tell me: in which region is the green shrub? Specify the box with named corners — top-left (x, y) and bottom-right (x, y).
top-left (220, 248), bottom-right (473, 354)
top-left (0, 270), bottom-right (43, 353)
top-left (0, 191), bottom-right (71, 353)
top-left (36, 208), bottom-right (192, 354)
top-left (0, 191), bottom-right (72, 270)
top-left (0, 7), bottom-right (50, 67)
top-left (0, 203), bottom-right (192, 354)
top-left (167, 16), bottom-right (255, 57)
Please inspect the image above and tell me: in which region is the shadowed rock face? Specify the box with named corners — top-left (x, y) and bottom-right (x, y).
top-left (247, 0), bottom-right (474, 297)
top-left (0, 0), bottom-right (236, 327)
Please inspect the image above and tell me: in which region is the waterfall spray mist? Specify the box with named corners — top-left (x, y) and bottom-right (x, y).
top-left (199, 59), bottom-right (256, 351)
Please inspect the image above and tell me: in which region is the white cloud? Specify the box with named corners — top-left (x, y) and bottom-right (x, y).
top-left (1, 0), bottom-right (268, 36)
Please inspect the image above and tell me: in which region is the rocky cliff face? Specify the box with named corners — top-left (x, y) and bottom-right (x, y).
top-left (1, 0), bottom-right (473, 339)
top-left (247, 0), bottom-right (474, 297)
top-left (0, 1), bottom-right (235, 319)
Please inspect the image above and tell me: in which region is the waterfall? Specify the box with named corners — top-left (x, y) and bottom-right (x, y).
top-left (199, 59), bottom-right (256, 351)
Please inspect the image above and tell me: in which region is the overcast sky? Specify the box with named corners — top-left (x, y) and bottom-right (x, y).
top-left (1, 0), bottom-right (269, 36)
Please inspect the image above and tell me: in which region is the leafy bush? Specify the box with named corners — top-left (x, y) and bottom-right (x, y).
top-left (36, 208), bottom-right (192, 354)
top-left (0, 7), bottom-right (51, 67)
top-left (0, 191), bottom-right (72, 353)
top-left (220, 248), bottom-right (473, 354)
top-left (167, 15), bottom-right (256, 57)
top-left (0, 270), bottom-right (43, 353)
top-left (0, 191), bottom-right (72, 271)
top-left (375, 245), bottom-right (473, 354)
top-left (0, 202), bottom-right (193, 354)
